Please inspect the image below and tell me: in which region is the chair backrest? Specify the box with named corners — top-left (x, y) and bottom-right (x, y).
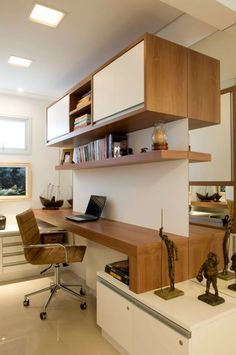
top-left (16, 209), bottom-right (41, 246)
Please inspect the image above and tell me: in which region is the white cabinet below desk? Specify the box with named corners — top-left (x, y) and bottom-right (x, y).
top-left (97, 278), bottom-right (189, 355)
top-left (97, 272), bottom-right (236, 355)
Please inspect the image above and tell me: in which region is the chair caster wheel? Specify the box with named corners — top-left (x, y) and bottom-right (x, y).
top-left (23, 299), bottom-right (30, 307)
top-left (80, 302), bottom-right (87, 310)
top-left (40, 312), bottom-right (47, 320)
top-left (80, 288), bottom-right (86, 296)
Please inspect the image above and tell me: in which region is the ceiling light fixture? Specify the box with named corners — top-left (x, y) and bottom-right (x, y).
top-left (8, 56), bottom-right (32, 68)
top-left (17, 88), bottom-right (24, 93)
top-left (29, 3), bottom-right (65, 27)
top-left (216, 0), bottom-right (236, 12)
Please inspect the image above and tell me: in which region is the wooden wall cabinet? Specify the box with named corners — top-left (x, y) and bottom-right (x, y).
top-left (46, 33), bottom-right (220, 149)
top-left (188, 49), bottom-right (220, 129)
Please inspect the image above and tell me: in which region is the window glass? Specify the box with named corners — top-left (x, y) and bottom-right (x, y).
top-left (0, 116), bottom-right (31, 154)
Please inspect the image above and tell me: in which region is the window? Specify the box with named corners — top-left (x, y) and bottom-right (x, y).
top-left (0, 116), bottom-right (31, 154)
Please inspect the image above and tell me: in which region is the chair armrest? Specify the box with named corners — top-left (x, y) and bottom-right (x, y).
top-left (23, 243), bottom-right (68, 264)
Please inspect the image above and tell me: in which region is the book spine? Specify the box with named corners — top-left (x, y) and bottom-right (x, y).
top-left (105, 264), bottom-right (129, 280)
top-left (105, 266), bottom-right (129, 285)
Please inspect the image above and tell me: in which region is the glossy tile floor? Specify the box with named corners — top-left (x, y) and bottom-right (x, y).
top-left (0, 272), bottom-right (119, 355)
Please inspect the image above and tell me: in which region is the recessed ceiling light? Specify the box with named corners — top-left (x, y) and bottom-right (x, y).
top-left (8, 56), bottom-right (32, 68)
top-left (216, 0), bottom-right (236, 12)
top-left (17, 88), bottom-right (24, 93)
top-left (29, 3), bottom-right (65, 28)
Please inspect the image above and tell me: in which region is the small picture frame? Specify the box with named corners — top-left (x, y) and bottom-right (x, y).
top-left (61, 149), bottom-right (73, 165)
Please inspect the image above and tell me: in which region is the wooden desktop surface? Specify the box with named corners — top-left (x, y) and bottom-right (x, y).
top-left (34, 209), bottom-right (224, 293)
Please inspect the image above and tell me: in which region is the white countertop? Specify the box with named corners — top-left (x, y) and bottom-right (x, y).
top-left (97, 271), bottom-right (236, 333)
top-left (0, 224), bottom-right (19, 237)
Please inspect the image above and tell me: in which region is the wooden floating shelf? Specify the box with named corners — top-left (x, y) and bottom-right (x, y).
top-left (191, 201), bottom-right (228, 209)
top-left (55, 150), bottom-right (211, 170)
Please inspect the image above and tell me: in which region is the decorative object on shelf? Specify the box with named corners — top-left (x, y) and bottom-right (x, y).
top-left (196, 192), bottom-right (222, 202)
top-left (228, 253), bottom-right (236, 291)
top-left (151, 123), bottom-right (168, 151)
top-left (140, 147), bottom-right (148, 153)
top-left (155, 209), bottom-right (184, 300)
top-left (196, 252), bottom-right (225, 306)
top-left (0, 163), bottom-right (31, 200)
top-left (39, 183), bottom-right (63, 210)
top-left (218, 215), bottom-right (234, 281)
top-left (0, 215), bottom-right (6, 230)
top-left (61, 148), bottom-right (74, 165)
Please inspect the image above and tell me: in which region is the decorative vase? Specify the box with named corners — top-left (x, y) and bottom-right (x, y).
top-left (151, 123), bottom-right (168, 150)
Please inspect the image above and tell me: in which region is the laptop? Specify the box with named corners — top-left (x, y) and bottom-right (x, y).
top-left (66, 195), bottom-right (107, 222)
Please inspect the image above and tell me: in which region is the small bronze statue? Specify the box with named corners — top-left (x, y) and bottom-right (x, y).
top-left (218, 215), bottom-right (234, 280)
top-left (155, 210), bottom-right (184, 300)
top-left (228, 253), bottom-right (236, 291)
top-left (196, 252), bottom-right (225, 306)
top-left (160, 226), bottom-right (178, 291)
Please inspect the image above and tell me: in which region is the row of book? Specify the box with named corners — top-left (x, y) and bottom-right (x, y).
top-left (72, 134), bottom-right (128, 163)
top-left (73, 113), bottom-right (91, 130)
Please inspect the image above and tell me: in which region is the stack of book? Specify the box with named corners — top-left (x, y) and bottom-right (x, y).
top-left (76, 91), bottom-right (91, 109)
top-left (73, 114), bottom-right (91, 130)
top-left (105, 259), bottom-right (129, 285)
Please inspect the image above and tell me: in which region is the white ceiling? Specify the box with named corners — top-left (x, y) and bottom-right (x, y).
top-left (0, 0), bottom-right (182, 99)
top-left (1, 0), bottom-right (236, 99)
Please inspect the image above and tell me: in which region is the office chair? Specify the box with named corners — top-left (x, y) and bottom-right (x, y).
top-left (16, 209), bottom-right (87, 320)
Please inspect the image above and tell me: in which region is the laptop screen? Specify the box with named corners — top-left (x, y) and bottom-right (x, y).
top-left (85, 195), bottom-right (107, 217)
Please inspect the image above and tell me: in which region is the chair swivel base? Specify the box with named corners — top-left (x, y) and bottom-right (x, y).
top-left (23, 265), bottom-right (87, 319)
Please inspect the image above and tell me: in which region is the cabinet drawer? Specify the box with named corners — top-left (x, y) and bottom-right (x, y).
top-left (3, 263), bottom-right (37, 274)
top-left (133, 305), bottom-right (189, 355)
top-left (3, 245), bottom-right (23, 253)
top-left (97, 281), bottom-right (133, 354)
top-left (3, 254), bottom-right (25, 264)
top-left (3, 235), bottom-right (21, 243)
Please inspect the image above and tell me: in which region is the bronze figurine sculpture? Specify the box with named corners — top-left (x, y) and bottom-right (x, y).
top-left (160, 226), bottom-right (178, 291)
top-left (155, 211), bottom-right (184, 300)
top-left (228, 253), bottom-right (236, 291)
top-left (218, 215), bottom-right (234, 280)
top-left (196, 252), bottom-right (225, 306)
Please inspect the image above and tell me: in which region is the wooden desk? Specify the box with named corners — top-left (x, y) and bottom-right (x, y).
top-left (34, 209), bottom-right (224, 293)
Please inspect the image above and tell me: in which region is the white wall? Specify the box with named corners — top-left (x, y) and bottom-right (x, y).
top-left (0, 93), bottom-right (60, 224)
top-left (71, 119), bottom-right (189, 291)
